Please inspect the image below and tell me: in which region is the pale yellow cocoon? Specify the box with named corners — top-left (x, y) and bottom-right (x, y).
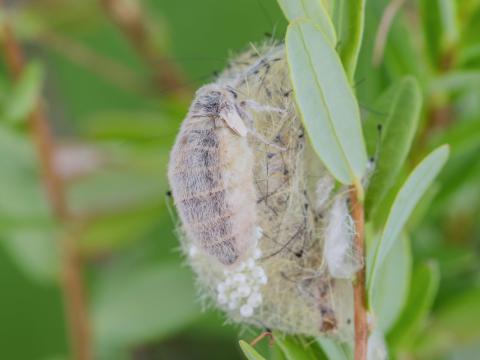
top-left (169, 42), bottom-right (357, 340)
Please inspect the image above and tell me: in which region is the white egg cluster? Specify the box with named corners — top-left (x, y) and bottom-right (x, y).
top-left (216, 248), bottom-right (267, 318)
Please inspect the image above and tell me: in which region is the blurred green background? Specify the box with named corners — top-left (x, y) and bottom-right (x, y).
top-left (0, 0), bottom-right (479, 359)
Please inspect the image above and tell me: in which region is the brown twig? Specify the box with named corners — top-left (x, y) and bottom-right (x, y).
top-left (37, 30), bottom-right (148, 94)
top-left (60, 227), bottom-right (92, 360)
top-left (372, 0), bottom-right (406, 66)
top-left (100, 0), bottom-right (188, 96)
top-left (350, 185), bottom-right (368, 360)
top-left (250, 331), bottom-right (274, 347)
top-left (0, 8), bottom-right (92, 360)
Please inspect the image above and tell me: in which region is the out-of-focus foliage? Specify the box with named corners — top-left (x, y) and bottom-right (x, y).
top-left (0, 0), bottom-right (479, 359)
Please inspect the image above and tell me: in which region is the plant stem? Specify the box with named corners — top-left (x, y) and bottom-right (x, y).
top-left (0, 10), bottom-right (92, 360)
top-left (350, 185), bottom-right (368, 360)
top-left (100, 0), bottom-right (189, 97)
top-left (37, 30), bottom-right (148, 94)
top-left (372, 0), bottom-right (406, 66)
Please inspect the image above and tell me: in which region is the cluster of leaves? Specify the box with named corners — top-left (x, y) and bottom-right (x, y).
top-left (242, 0), bottom-right (480, 359)
top-left (237, 0), bottom-right (443, 358)
top-left (1, 0), bottom-right (479, 359)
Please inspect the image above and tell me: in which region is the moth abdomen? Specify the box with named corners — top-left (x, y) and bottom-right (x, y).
top-left (174, 169), bottom-right (222, 197)
top-left (205, 238), bottom-right (240, 265)
top-left (174, 179), bottom-right (226, 202)
top-left (168, 95), bottom-right (257, 266)
top-left (178, 191), bottom-right (227, 224)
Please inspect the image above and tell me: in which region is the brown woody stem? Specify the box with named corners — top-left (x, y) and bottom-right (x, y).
top-left (0, 9), bottom-right (92, 360)
top-left (100, 0), bottom-right (188, 97)
top-left (250, 331), bottom-right (274, 347)
top-left (350, 185), bottom-right (368, 360)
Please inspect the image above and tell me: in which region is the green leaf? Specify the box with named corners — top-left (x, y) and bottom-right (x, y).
top-left (419, 0), bottom-right (442, 67)
top-left (370, 234), bottom-right (412, 332)
top-left (93, 264), bottom-right (201, 347)
top-left (438, 0), bottom-right (460, 51)
top-left (418, 0), bottom-right (461, 69)
top-left (0, 126), bottom-right (59, 283)
top-left (239, 340), bottom-right (267, 360)
top-left (81, 111), bottom-right (177, 142)
top-left (387, 261), bottom-right (440, 350)
top-left (275, 336), bottom-right (319, 360)
top-left (331, 0), bottom-right (365, 80)
top-left (414, 287), bottom-right (480, 358)
top-left (429, 71), bottom-right (480, 94)
top-left (270, 344), bottom-right (287, 360)
top-left (286, 20), bottom-right (367, 185)
top-left (4, 61), bottom-right (44, 124)
top-left (363, 84), bottom-right (398, 158)
top-left (276, 0), bottom-right (336, 44)
top-left (430, 118), bottom-right (480, 155)
top-left (406, 183), bottom-right (440, 230)
top-left (435, 287), bottom-right (480, 337)
top-left (435, 143), bottom-right (480, 205)
top-left (0, 126), bottom-right (51, 219)
top-left (458, 43), bottom-right (480, 66)
top-left (365, 77), bottom-right (423, 219)
top-left (79, 203), bottom-right (163, 255)
top-left (317, 337), bottom-right (352, 360)
top-left (429, 119), bottom-right (480, 205)
top-left (1, 227), bottom-right (59, 283)
top-left (69, 163), bottom-right (167, 214)
top-left (380, 11), bottom-right (429, 82)
top-left (368, 145), bottom-right (449, 293)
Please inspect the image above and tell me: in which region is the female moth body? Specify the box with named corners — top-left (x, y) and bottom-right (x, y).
top-left (168, 84), bottom-right (257, 266)
top-left (169, 44), bottom-right (356, 339)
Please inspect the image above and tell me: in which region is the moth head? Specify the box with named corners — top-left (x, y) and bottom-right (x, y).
top-left (194, 84), bottom-right (248, 137)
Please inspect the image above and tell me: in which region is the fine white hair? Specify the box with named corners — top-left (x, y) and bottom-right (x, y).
top-left (324, 194), bottom-right (362, 279)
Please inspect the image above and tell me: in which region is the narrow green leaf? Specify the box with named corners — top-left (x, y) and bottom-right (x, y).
top-left (406, 184), bottom-right (440, 230)
top-left (381, 11), bottom-right (428, 82)
top-left (79, 203), bottom-right (162, 255)
top-left (331, 0), bottom-right (365, 80)
top-left (275, 336), bottom-right (318, 360)
top-left (0, 126), bottom-right (59, 283)
top-left (317, 337), bottom-right (352, 360)
top-left (239, 340), bottom-right (267, 360)
top-left (458, 43), bottom-right (480, 66)
top-left (1, 227), bottom-right (59, 283)
top-left (286, 20), bottom-right (367, 185)
top-left (270, 343), bottom-right (287, 360)
top-left (434, 138), bottom-right (480, 206)
top-left (4, 61), bottom-right (44, 124)
top-left (276, 0), bottom-right (336, 44)
top-left (387, 261), bottom-right (440, 350)
top-left (0, 126), bottom-right (51, 218)
top-left (430, 118), bottom-right (480, 155)
top-left (69, 153), bottom-right (168, 213)
top-left (368, 145), bottom-right (449, 292)
top-left (81, 111), bottom-right (177, 142)
top-left (461, 3), bottom-right (480, 47)
top-left (93, 264), bottom-right (200, 347)
top-left (365, 77), bottom-right (423, 219)
top-left (370, 234), bottom-right (412, 332)
top-left (438, 0), bottom-right (459, 50)
top-left (430, 286), bottom-right (480, 341)
top-left (429, 71), bottom-right (480, 93)
top-left (414, 287), bottom-right (480, 358)
top-left (419, 0), bottom-right (442, 67)
top-left (363, 83), bottom-right (399, 157)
